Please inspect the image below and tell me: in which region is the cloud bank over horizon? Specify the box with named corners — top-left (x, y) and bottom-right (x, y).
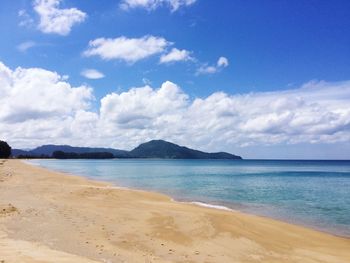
top-left (1, 61), bottom-right (350, 158)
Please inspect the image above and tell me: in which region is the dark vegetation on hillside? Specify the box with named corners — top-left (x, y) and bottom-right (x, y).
top-left (130, 140), bottom-right (242, 159)
top-left (12, 140), bottom-right (242, 160)
top-left (52, 151), bottom-right (114, 159)
top-left (0, 140), bottom-right (11, 158)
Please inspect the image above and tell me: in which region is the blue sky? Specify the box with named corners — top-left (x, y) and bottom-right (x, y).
top-left (0, 0), bottom-right (350, 159)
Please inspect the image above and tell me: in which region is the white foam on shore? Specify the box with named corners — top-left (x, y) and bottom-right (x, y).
top-left (186, 201), bottom-right (235, 212)
top-left (78, 185), bottom-right (132, 190)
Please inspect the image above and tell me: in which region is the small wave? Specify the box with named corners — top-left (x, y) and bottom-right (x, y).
top-left (102, 185), bottom-right (132, 191)
top-left (188, 201), bottom-right (234, 211)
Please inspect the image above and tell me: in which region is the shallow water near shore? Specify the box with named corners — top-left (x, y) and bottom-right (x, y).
top-left (28, 159), bottom-right (350, 237)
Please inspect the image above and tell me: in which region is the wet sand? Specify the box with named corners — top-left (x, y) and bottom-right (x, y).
top-left (0, 159), bottom-right (349, 262)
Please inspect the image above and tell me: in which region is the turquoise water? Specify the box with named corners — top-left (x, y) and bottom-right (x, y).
top-left (28, 159), bottom-right (350, 237)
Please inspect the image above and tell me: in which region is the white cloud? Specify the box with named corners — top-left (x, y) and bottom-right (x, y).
top-left (83, 35), bottom-right (170, 63)
top-left (160, 48), bottom-right (192, 64)
top-left (17, 41), bottom-right (37, 52)
top-left (120, 0), bottom-right (197, 12)
top-left (0, 61), bottom-right (94, 148)
top-left (81, 69), bottom-right (105, 79)
top-left (0, 62), bottom-right (93, 123)
top-left (196, 65), bottom-right (217, 75)
top-left (217, 56), bottom-right (229, 67)
top-left (197, 56), bottom-right (229, 75)
top-left (18, 9), bottom-right (35, 28)
top-left (97, 80), bottom-right (350, 151)
top-left (33, 0), bottom-right (87, 36)
top-left (1, 60), bottom-right (350, 158)
top-left (142, 78), bottom-right (152, 85)
top-left (100, 81), bottom-right (188, 129)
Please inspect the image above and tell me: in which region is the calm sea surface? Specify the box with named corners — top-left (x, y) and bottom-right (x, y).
top-left (28, 159), bottom-right (350, 237)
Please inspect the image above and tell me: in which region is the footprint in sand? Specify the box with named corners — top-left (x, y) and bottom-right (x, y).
top-left (0, 171), bottom-right (12, 182)
top-left (0, 204), bottom-right (19, 216)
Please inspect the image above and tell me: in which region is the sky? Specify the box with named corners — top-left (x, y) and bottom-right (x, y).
top-left (0, 0), bottom-right (350, 159)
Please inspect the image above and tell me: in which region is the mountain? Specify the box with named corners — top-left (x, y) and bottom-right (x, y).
top-left (11, 149), bottom-right (31, 157)
top-left (129, 140), bottom-right (242, 159)
top-left (12, 140), bottom-right (242, 159)
top-left (12, 145), bottom-right (130, 158)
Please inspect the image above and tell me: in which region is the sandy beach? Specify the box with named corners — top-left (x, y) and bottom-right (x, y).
top-left (0, 159), bottom-right (349, 263)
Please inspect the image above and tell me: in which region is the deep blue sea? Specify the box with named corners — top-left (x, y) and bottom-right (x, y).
top-left (28, 159), bottom-right (350, 237)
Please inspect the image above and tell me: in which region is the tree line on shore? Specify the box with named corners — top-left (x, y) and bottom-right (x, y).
top-left (52, 151), bottom-right (114, 159)
top-left (0, 140), bottom-right (114, 159)
top-left (0, 140), bottom-right (11, 158)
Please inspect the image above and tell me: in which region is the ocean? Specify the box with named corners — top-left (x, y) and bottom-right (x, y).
top-left (28, 159), bottom-right (350, 237)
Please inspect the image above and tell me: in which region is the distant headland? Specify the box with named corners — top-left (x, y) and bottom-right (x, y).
top-left (12, 140), bottom-right (242, 160)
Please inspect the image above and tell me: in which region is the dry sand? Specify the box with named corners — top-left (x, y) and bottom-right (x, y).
top-left (0, 159), bottom-right (349, 263)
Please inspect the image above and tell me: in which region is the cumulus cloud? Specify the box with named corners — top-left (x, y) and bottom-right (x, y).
top-left (0, 63), bottom-right (92, 124)
top-left (120, 0), bottom-right (197, 12)
top-left (197, 56), bottom-right (229, 75)
top-left (1, 60), bottom-right (350, 157)
top-left (217, 56), bottom-right (229, 67)
top-left (102, 80), bottom-right (350, 150)
top-left (83, 36), bottom-right (170, 63)
top-left (100, 81), bottom-right (188, 129)
top-left (33, 0), bottom-right (87, 36)
top-left (0, 61), bottom-right (94, 148)
top-left (17, 41), bottom-right (37, 52)
top-left (159, 48), bottom-right (193, 64)
top-left (81, 69), bottom-right (105, 79)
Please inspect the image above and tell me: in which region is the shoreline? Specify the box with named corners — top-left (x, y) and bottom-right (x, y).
top-left (1, 159), bottom-right (350, 262)
top-left (26, 159), bottom-right (350, 239)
